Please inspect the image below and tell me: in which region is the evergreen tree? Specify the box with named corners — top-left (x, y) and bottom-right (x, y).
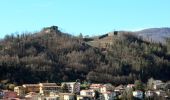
top-left (134, 80), bottom-right (144, 91)
top-left (61, 83), bottom-right (69, 93)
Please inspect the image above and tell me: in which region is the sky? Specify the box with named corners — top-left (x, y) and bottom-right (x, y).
top-left (0, 0), bottom-right (170, 38)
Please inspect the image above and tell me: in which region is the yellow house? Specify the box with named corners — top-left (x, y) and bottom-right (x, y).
top-left (22, 84), bottom-right (40, 93)
top-left (80, 89), bottom-right (95, 97)
top-left (16, 83), bottom-right (61, 96)
top-left (39, 83), bottom-right (61, 95)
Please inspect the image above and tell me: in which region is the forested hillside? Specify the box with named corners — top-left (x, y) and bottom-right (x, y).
top-left (0, 26), bottom-right (170, 85)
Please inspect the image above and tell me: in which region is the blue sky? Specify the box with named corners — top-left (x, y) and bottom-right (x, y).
top-left (0, 0), bottom-right (170, 38)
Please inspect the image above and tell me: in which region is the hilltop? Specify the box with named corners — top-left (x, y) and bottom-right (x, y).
top-left (0, 26), bottom-right (170, 85)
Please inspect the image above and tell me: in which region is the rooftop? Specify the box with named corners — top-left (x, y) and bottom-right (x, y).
top-left (39, 83), bottom-right (57, 86)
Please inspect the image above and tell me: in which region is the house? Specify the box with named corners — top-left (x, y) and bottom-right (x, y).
top-left (59, 93), bottom-right (75, 100)
top-left (43, 26), bottom-right (59, 33)
top-left (61, 82), bottom-right (80, 93)
top-left (39, 83), bottom-right (61, 95)
top-left (41, 96), bottom-right (59, 100)
top-left (25, 92), bottom-right (40, 100)
top-left (155, 90), bottom-right (166, 96)
top-left (49, 92), bottom-right (60, 97)
top-left (100, 85), bottom-right (107, 93)
top-left (100, 84), bottom-right (114, 93)
top-left (40, 93), bottom-right (60, 100)
top-left (77, 95), bottom-right (94, 100)
top-left (80, 89), bottom-right (95, 97)
top-left (132, 90), bottom-right (143, 99)
top-left (100, 84), bottom-right (115, 100)
top-left (164, 81), bottom-right (170, 92)
top-left (0, 90), bottom-right (4, 99)
top-left (127, 84), bottom-right (135, 89)
top-left (153, 80), bottom-right (165, 90)
top-left (3, 91), bottom-right (18, 99)
top-left (145, 90), bottom-right (154, 98)
top-left (114, 85), bottom-right (125, 98)
top-left (14, 86), bottom-right (25, 96)
top-left (15, 83), bottom-right (61, 96)
top-left (101, 91), bottom-right (116, 100)
top-left (89, 84), bottom-right (103, 92)
top-left (23, 84), bottom-right (40, 93)
top-left (108, 31), bottom-right (119, 36)
top-left (114, 85), bottom-right (125, 92)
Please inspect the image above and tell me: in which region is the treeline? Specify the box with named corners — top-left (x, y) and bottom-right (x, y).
top-left (87, 33), bottom-right (170, 85)
top-left (0, 26), bottom-right (170, 85)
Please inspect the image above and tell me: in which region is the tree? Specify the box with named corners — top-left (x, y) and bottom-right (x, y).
top-left (0, 26), bottom-right (170, 85)
top-left (134, 80), bottom-right (144, 91)
top-left (122, 88), bottom-right (133, 100)
top-left (61, 83), bottom-right (69, 93)
top-left (79, 33), bottom-right (83, 38)
top-left (147, 78), bottom-right (154, 90)
top-left (94, 90), bottom-right (100, 100)
top-left (167, 38), bottom-right (170, 54)
top-left (8, 84), bottom-right (16, 90)
top-left (84, 35), bottom-right (89, 38)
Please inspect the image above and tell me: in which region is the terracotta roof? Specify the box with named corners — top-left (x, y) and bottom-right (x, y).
top-left (81, 89), bottom-right (94, 92)
top-left (90, 84), bottom-right (103, 88)
top-left (41, 86), bottom-right (61, 88)
top-left (102, 91), bottom-right (113, 94)
top-left (62, 82), bottom-right (78, 84)
top-left (39, 83), bottom-right (57, 86)
top-left (77, 95), bottom-right (94, 98)
top-left (59, 93), bottom-right (75, 96)
top-left (23, 84), bottom-right (39, 87)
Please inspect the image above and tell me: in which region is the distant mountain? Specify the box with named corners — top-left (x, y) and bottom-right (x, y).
top-left (135, 28), bottom-right (170, 43)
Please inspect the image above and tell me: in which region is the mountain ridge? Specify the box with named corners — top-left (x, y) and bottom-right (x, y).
top-left (134, 27), bottom-right (170, 43)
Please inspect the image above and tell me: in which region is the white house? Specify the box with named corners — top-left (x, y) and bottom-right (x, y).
top-left (25, 92), bottom-right (40, 100)
top-left (153, 80), bottom-right (165, 90)
top-left (133, 90), bottom-right (143, 99)
top-left (80, 89), bottom-right (95, 97)
top-left (145, 90), bottom-right (154, 97)
top-left (155, 90), bottom-right (166, 96)
top-left (0, 90), bottom-right (4, 98)
top-left (100, 84), bottom-right (114, 93)
top-left (114, 85), bottom-right (125, 92)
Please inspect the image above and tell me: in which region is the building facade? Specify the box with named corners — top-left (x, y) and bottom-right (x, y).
top-left (62, 82), bottom-right (80, 93)
top-left (39, 83), bottom-right (61, 95)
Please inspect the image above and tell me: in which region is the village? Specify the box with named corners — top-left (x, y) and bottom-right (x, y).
top-left (0, 79), bottom-right (170, 100)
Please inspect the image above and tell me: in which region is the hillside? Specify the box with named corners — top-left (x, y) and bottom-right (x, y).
top-left (0, 26), bottom-right (103, 84)
top-left (0, 26), bottom-right (170, 85)
top-left (135, 27), bottom-right (170, 43)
